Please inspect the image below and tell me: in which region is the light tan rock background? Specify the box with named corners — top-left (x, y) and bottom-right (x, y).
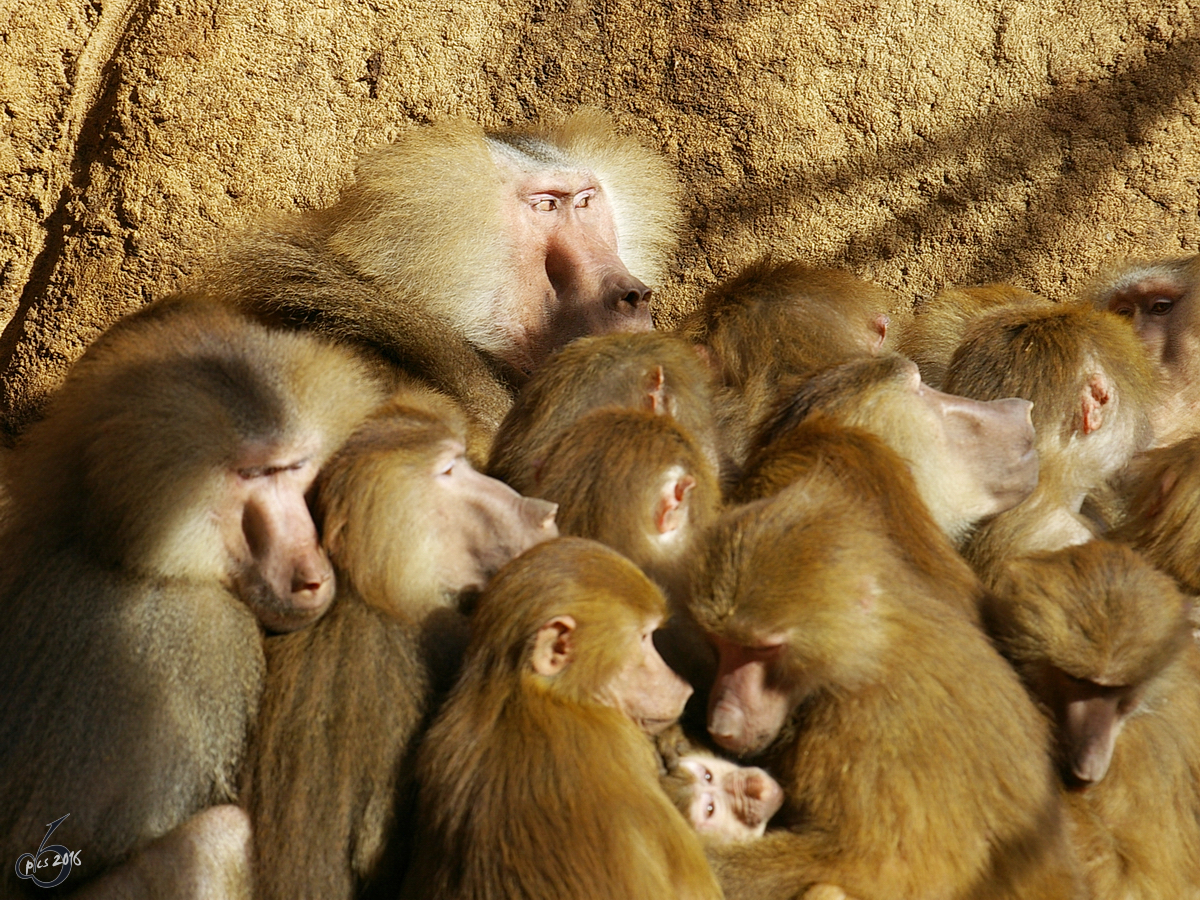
top-left (1, 0), bottom-right (1197, 441)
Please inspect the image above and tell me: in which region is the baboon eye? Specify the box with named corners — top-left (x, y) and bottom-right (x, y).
top-left (534, 198), bottom-right (557, 212)
top-left (702, 767), bottom-right (713, 783)
top-left (1149, 298), bottom-right (1175, 315)
top-left (705, 801), bottom-right (715, 818)
top-left (576, 194), bottom-right (590, 208)
top-left (1113, 306), bottom-right (1134, 318)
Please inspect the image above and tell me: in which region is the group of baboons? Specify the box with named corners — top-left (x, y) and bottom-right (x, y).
top-left (2, 108), bottom-right (1199, 900)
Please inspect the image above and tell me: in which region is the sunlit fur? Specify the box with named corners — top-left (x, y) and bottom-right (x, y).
top-left (401, 538), bottom-right (722, 900)
top-left (988, 541), bottom-right (1200, 897)
top-left (1110, 435), bottom-right (1200, 594)
top-left (210, 110), bottom-right (681, 458)
top-left (532, 408), bottom-right (719, 601)
top-left (674, 258), bottom-right (900, 469)
top-left (750, 353), bottom-right (1029, 549)
top-left (944, 303), bottom-right (1154, 583)
top-left (689, 472), bottom-right (1082, 899)
top-left (243, 388), bottom-right (503, 900)
top-left (893, 283), bottom-right (1052, 390)
top-left (0, 294), bottom-right (382, 894)
top-left (0, 293), bottom-right (379, 584)
top-left (736, 416), bottom-right (983, 622)
top-left (488, 330), bottom-right (718, 493)
top-left (316, 389), bottom-right (467, 620)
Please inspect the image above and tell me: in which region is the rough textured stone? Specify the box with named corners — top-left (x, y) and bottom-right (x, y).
top-left (2, 0), bottom-right (1198, 440)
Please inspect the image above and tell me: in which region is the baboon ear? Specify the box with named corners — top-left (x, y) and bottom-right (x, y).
top-left (531, 615), bottom-right (577, 676)
top-left (1079, 372), bottom-right (1113, 435)
top-left (871, 313), bottom-right (890, 352)
top-left (654, 473), bottom-right (696, 536)
top-left (645, 365), bottom-right (668, 414)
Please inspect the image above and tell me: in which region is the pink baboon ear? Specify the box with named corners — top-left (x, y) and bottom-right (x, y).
top-left (871, 313), bottom-right (890, 352)
top-left (532, 615), bottom-right (576, 676)
top-left (1080, 372), bottom-right (1113, 435)
top-left (654, 473), bottom-right (696, 535)
top-left (645, 365), bottom-right (668, 414)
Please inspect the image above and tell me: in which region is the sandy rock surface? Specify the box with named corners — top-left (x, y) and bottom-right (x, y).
top-left (2, 0), bottom-right (1197, 439)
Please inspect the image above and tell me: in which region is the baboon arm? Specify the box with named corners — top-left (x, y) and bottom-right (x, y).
top-left (708, 831), bottom-right (845, 900)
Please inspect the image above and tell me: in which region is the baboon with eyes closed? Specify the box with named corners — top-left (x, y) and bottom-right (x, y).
top-left (487, 330), bottom-right (719, 492)
top-left (0, 295), bottom-right (383, 898)
top-left (241, 390), bottom-right (558, 900)
top-left (750, 354), bottom-right (1038, 547)
top-left (1085, 254), bottom-right (1200, 448)
top-left (943, 303), bottom-right (1155, 584)
top-left (691, 473), bottom-right (1082, 899)
top-left (987, 541), bottom-right (1200, 898)
top-left (400, 537), bottom-right (721, 900)
top-left (208, 110), bottom-right (681, 461)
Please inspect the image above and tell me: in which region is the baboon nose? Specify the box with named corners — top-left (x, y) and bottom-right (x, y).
top-left (291, 557), bottom-right (334, 601)
top-left (744, 772), bottom-right (766, 799)
top-left (607, 278), bottom-right (652, 316)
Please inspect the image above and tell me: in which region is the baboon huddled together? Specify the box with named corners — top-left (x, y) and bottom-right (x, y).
top-left (5, 110), bottom-right (1200, 900)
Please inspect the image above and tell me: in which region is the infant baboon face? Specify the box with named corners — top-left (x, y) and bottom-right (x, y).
top-left (680, 753), bottom-right (784, 843)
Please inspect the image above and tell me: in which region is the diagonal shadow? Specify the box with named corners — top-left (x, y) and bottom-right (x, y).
top-left (691, 32), bottom-right (1200, 290)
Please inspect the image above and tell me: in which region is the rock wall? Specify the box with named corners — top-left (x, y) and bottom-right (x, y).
top-left (2, 0), bottom-right (1198, 439)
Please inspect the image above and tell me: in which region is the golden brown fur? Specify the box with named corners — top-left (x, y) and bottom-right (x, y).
top-left (208, 110), bottom-right (681, 461)
top-left (317, 390), bottom-right (474, 621)
top-left (674, 258), bottom-right (898, 470)
top-left (1110, 435), bottom-right (1200, 592)
top-left (0, 296), bottom-right (381, 896)
top-left (748, 353), bottom-right (1038, 548)
top-left (240, 390), bottom-right (557, 900)
top-left (240, 598), bottom-right (430, 900)
top-left (893, 283), bottom-right (1051, 389)
top-left (487, 330), bottom-right (718, 493)
top-left (736, 416), bottom-right (984, 621)
top-left (691, 474), bottom-right (1082, 899)
top-left (400, 538), bottom-right (722, 900)
top-left (987, 541), bottom-right (1200, 898)
top-left (943, 303), bottom-right (1155, 583)
top-left (532, 407), bottom-right (719, 601)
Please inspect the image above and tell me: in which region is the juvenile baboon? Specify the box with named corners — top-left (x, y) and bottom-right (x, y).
top-left (0, 295), bottom-right (383, 897)
top-left (241, 390), bottom-right (559, 900)
top-left (532, 408), bottom-right (719, 601)
top-left (1109, 435), bottom-right (1200, 593)
top-left (751, 354), bottom-right (1038, 546)
top-left (893, 283), bottom-right (1052, 389)
top-left (674, 258), bottom-right (899, 469)
top-left (487, 330), bottom-right (719, 492)
top-left (208, 110), bottom-right (681, 460)
top-left (987, 541), bottom-right (1200, 897)
top-left (943, 303), bottom-right (1155, 584)
top-left (400, 538), bottom-right (721, 900)
top-left (690, 474), bottom-right (1081, 899)
top-left (1084, 254), bottom-right (1200, 447)
top-left (531, 406), bottom-right (721, 688)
